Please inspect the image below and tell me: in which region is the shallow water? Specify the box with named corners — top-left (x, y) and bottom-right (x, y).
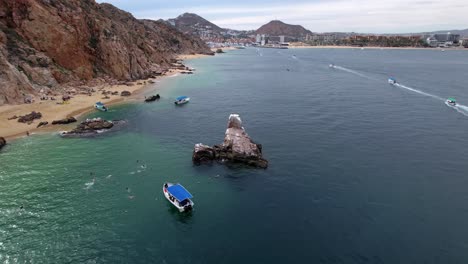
top-left (1, 48), bottom-right (468, 263)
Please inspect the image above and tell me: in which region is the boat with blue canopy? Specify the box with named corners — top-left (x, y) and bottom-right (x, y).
top-left (163, 182), bottom-right (194, 212)
top-left (174, 96), bottom-right (190, 105)
top-left (388, 77), bottom-right (397, 85)
top-left (94, 101), bottom-right (108, 112)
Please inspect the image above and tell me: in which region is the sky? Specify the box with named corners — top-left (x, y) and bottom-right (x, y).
top-left (95, 0), bottom-right (468, 33)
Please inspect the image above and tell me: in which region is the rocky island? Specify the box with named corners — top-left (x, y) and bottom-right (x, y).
top-left (60, 118), bottom-right (126, 138)
top-left (193, 114), bottom-right (268, 168)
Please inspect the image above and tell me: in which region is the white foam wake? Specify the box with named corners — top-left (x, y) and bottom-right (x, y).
top-left (331, 64), bottom-right (468, 118)
top-left (446, 102), bottom-right (468, 117)
top-left (333, 65), bottom-right (378, 81)
top-left (394, 83), bottom-right (444, 101)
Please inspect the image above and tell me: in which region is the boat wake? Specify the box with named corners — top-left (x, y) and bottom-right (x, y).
top-left (445, 102), bottom-right (468, 117)
top-left (330, 64), bottom-right (468, 117)
top-left (332, 65), bottom-right (378, 81)
top-left (393, 83), bottom-right (444, 101)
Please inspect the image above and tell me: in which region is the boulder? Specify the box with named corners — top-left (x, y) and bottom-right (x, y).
top-left (7, 115), bottom-right (18, 120)
top-left (121, 91), bottom-right (132, 96)
top-left (18, 111), bottom-right (42, 123)
top-left (37, 121), bottom-right (49, 128)
top-left (215, 49), bottom-right (225, 54)
top-left (193, 114), bottom-right (268, 168)
top-left (145, 94), bottom-right (160, 102)
top-left (60, 118), bottom-right (126, 138)
top-left (0, 137), bottom-right (5, 150)
top-left (52, 117), bottom-right (77, 125)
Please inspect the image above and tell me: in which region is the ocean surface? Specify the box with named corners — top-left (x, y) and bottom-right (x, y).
top-left (1, 48), bottom-right (468, 263)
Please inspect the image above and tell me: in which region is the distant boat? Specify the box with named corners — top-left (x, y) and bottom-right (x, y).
top-left (94, 102), bottom-right (108, 112)
top-left (329, 64), bottom-right (335, 68)
top-left (388, 78), bottom-right (397, 85)
top-left (163, 182), bottom-right (194, 212)
top-left (174, 96), bottom-right (190, 105)
top-left (446, 98), bottom-right (456, 106)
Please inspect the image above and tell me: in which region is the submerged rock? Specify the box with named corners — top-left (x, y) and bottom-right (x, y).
top-left (52, 117), bottom-right (77, 125)
top-left (193, 114), bottom-right (268, 168)
top-left (0, 137), bottom-right (6, 150)
top-left (145, 94), bottom-right (160, 102)
top-left (60, 118), bottom-right (126, 138)
top-left (18, 111), bottom-right (42, 123)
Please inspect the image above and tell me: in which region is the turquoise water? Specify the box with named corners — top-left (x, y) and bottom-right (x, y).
top-left (2, 48), bottom-right (468, 263)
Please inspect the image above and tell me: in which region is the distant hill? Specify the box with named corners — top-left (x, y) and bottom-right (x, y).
top-left (256, 20), bottom-right (312, 38)
top-left (167, 13), bottom-right (224, 35)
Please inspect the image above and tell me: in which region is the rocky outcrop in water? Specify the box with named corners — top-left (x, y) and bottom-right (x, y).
top-left (145, 94), bottom-right (160, 102)
top-left (0, 137), bottom-right (6, 150)
top-left (18, 111), bottom-right (42, 123)
top-left (52, 117), bottom-right (77, 125)
top-left (193, 114), bottom-right (268, 168)
top-left (60, 118), bottom-right (126, 137)
top-left (0, 0), bottom-right (211, 105)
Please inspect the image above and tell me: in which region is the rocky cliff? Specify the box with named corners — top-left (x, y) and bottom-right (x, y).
top-left (0, 0), bottom-right (211, 105)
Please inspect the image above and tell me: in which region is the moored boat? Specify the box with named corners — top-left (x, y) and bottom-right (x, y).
top-left (94, 102), bottom-right (108, 112)
top-left (163, 182), bottom-right (194, 212)
top-left (174, 96), bottom-right (190, 105)
top-left (446, 98), bottom-right (456, 106)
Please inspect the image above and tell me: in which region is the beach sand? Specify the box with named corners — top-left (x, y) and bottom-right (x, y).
top-left (0, 70), bottom-right (184, 141)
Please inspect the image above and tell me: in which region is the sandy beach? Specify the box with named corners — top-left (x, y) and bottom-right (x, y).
top-left (0, 70), bottom-right (185, 141)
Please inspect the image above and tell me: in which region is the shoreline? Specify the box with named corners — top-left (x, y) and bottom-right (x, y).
top-left (0, 66), bottom-right (186, 141)
top-left (289, 45), bottom-right (468, 51)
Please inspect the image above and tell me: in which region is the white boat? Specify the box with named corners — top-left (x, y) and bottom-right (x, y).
top-left (329, 64), bottom-right (335, 68)
top-left (94, 102), bottom-right (108, 112)
top-left (163, 182), bottom-right (194, 212)
top-left (174, 96), bottom-right (190, 105)
top-left (388, 78), bottom-right (397, 85)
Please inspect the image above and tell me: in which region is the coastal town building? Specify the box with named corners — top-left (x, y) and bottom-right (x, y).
top-left (424, 32), bottom-right (460, 47)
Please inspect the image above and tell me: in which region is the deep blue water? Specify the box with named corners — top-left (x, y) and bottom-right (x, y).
top-left (1, 48), bottom-right (468, 263)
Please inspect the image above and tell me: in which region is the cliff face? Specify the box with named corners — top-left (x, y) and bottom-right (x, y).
top-left (0, 0), bottom-right (211, 105)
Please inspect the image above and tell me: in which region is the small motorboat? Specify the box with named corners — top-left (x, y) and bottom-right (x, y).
top-left (388, 78), bottom-right (397, 85)
top-left (174, 96), bottom-right (190, 105)
top-left (163, 182), bottom-right (194, 212)
top-left (329, 64), bottom-right (335, 68)
top-left (94, 102), bottom-right (108, 112)
top-left (446, 98), bottom-right (456, 106)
